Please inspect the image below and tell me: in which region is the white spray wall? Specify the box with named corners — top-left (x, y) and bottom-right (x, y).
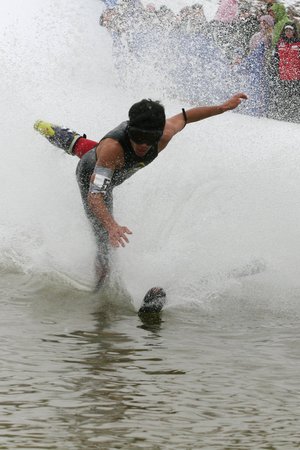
top-left (1, 0), bottom-right (300, 309)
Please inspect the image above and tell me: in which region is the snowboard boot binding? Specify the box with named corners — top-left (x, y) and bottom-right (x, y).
top-left (34, 120), bottom-right (85, 155)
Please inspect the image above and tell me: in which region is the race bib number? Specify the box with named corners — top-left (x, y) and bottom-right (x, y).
top-left (89, 166), bottom-right (113, 194)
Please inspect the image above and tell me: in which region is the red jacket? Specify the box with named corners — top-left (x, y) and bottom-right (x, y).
top-left (277, 39), bottom-right (300, 80)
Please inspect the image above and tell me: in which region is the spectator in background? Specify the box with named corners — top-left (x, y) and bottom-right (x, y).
top-left (100, 0), bottom-right (118, 7)
top-left (237, 15), bottom-right (274, 117)
top-left (249, 14), bottom-right (274, 51)
top-left (172, 5), bottom-right (233, 104)
top-left (156, 5), bottom-right (177, 32)
top-left (274, 23), bottom-right (300, 121)
top-left (214, 0), bottom-right (238, 23)
top-left (266, 2), bottom-right (290, 117)
top-left (145, 3), bottom-right (156, 13)
top-left (269, 2), bottom-right (290, 47)
top-left (188, 3), bottom-right (208, 34)
top-left (232, 6), bottom-right (260, 57)
top-left (263, 0), bottom-right (276, 12)
top-left (211, 0), bottom-right (238, 60)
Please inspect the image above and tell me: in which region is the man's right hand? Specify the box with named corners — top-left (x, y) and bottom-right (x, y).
top-left (108, 223), bottom-right (132, 248)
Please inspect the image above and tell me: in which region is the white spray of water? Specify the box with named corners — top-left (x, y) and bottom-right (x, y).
top-left (1, 0), bottom-right (300, 309)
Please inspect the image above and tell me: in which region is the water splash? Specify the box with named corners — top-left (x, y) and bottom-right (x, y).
top-left (1, 0), bottom-right (300, 309)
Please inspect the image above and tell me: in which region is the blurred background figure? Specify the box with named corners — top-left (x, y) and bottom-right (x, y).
top-left (269, 2), bottom-right (290, 47)
top-left (236, 14), bottom-right (274, 117)
top-left (273, 23), bottom-right (300, 122)
top-left (214, 0), bottom-right (238, 23)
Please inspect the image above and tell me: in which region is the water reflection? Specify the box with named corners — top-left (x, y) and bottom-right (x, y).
top-left (1, 275), bottom-right (300, 449)
top-left (138, 312), bottom-right (165, 334)
top-left (1, 279), bottom-right (168, 449)
top-left (42, 301), bottom-right (168, 449)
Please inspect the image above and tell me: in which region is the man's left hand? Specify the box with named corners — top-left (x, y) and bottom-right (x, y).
top-left (222, 93), bottom-right (248, 111)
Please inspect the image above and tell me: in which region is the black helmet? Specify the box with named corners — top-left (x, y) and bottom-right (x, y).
top-left (128, 99), bottom-right (165, 145)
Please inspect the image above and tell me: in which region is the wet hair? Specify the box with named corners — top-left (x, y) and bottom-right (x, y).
top-left (128, 99), bottom-right (166, 132)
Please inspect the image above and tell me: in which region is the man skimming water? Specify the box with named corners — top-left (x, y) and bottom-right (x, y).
top-left (34, 93), bottom-right (247, 290)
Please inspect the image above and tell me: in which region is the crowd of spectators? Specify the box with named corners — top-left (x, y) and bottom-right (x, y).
top-left (99, 0), bottom-right (300, 123)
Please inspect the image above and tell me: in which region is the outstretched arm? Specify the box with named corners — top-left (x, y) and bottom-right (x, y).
top-left (184, 92), bottom-right (248, 123)
top-left (158, 93), bottom-right (247, 151)
top-left (88, 193), bottom-right (132, 248)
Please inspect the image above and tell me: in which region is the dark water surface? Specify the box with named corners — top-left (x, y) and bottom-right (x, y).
top-left (1, 271), bottom-right (300, 449)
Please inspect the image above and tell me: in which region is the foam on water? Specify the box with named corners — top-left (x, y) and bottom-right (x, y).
top-left (1, 0), bottom-right (300, 310)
